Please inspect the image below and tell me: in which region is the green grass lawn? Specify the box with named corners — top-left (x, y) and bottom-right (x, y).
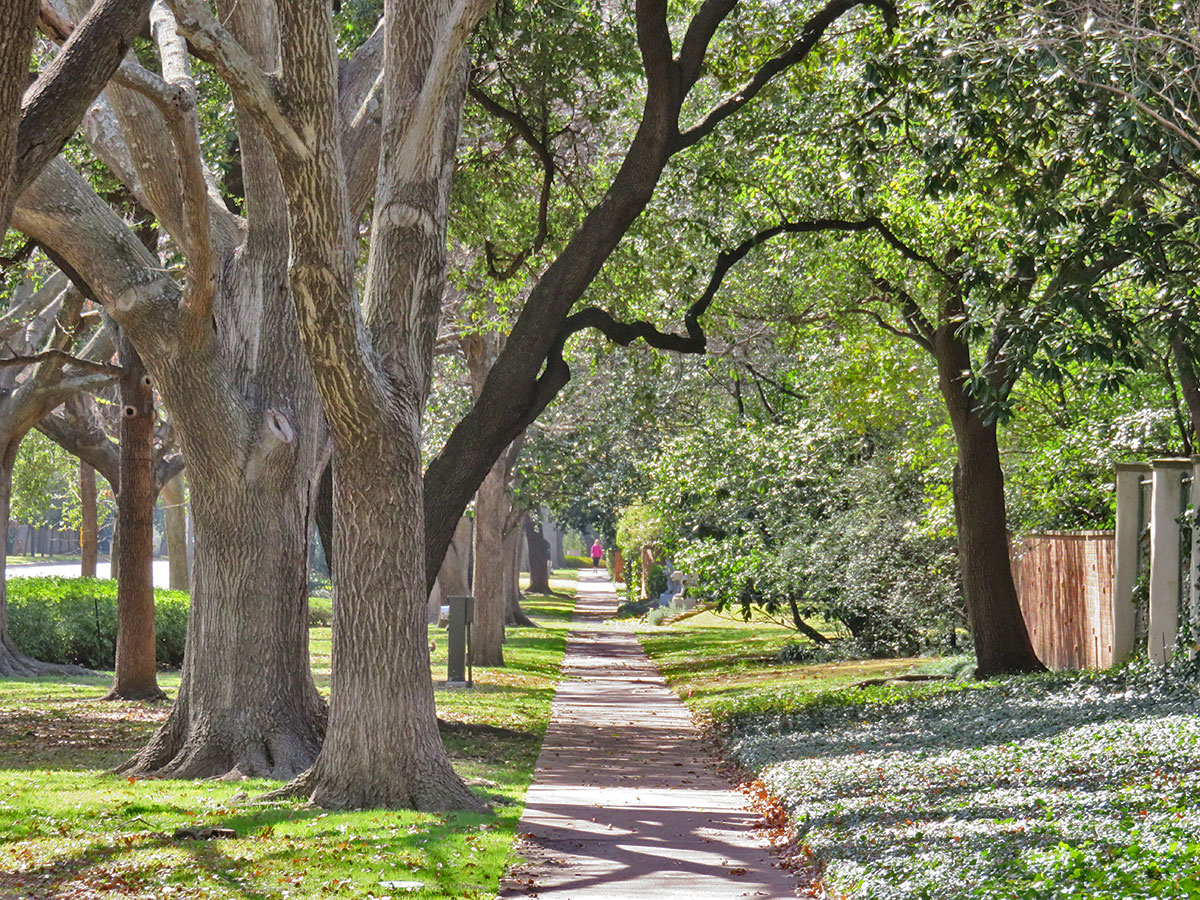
top-left (637, 608), bottom-right (929, 725)
top-left (0, 582), bottom-right (576, 900)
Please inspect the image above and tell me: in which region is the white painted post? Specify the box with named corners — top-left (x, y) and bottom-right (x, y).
top-left (1191, 456), bottom-right (1200, 661)
top-left (1149, 459), bottom-right (1189, 664)
top-left (1112, 463), bottom-right (1151, 665)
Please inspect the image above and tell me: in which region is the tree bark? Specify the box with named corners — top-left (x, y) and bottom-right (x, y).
top-left (296, 434), bottom-right (475, 810)
top-left (504, 518), bottom-right (534, 627)
top-left (1172, 337), bottom-right (1200, 445)
top-left (470, 454), bottom-right (507, 665)
top-left (161, 472), bottom-right (188, 592)
top-left (0, 0), bottom-right (38, 232)
top-left (107, 336), bottom-right (163, 700)
top-left (11, 0), bottom-right (153, 220)
top-left (315, 459), bottom-right (334, 575)
top-left (80, 461), bottom-right (98, 577)
top-left (524, 516), bottom-right (550, 594)
top-left (934, 315), bottom-right (1044, 677)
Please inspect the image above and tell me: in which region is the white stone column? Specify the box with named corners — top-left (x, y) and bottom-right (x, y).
top-left (1149, 459), bottom-right (1189, 664)
top-left (1112, 463), bottom-right (1151, 665)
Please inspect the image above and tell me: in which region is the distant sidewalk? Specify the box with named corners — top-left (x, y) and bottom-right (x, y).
top-left (500, 569), bottom-right (796, 899)
top-left (5, 559), bottom-right (173, 588)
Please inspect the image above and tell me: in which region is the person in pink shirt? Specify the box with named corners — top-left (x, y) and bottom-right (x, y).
top-left (590, 539), bottom-right (603, 570)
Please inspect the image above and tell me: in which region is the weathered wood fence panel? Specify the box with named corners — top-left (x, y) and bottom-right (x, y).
top-left (1011, 531), bottom-right (1115, 669)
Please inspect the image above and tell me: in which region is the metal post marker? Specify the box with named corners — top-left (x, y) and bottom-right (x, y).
top-left (447, 595), bottom-right (475, 687)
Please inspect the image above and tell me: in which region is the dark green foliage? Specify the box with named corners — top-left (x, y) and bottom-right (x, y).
top-left (645, 564), bottom-right (667, 600)
top-left (6, 577), bottom-right (188, 669)
top-left (615, 599), bottom-right (655, 619)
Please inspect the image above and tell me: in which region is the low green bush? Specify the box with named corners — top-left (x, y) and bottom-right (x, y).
top-left (563, 554), bottom-right (595, 569)
top-left (6, 576), bottom-right (189, 669)
top-left (308, 596), bottom-right (333, 627)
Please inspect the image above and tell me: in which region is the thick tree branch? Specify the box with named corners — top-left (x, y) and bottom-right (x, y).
top-left (167, 0), bottom-right (308, 158)
top-left (675, 0), bottom-right (896, 151)
top-left (13, 0), bottom-right (154, 206)
top-left (149, 1), bottom-right (214, 327)
top-left (0, 348), bottom-right (123, 376)
top-left (677, 0), bottom-right (738, 92)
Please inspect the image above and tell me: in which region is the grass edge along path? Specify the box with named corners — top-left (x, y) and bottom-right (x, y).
top-left (638, 612), bottom-right (1200, 900)
top-left (0, 577), bottom-right (578, 900)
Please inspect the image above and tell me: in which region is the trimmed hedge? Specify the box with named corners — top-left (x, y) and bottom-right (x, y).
top-left (6, 577), bottom-right (189, 669)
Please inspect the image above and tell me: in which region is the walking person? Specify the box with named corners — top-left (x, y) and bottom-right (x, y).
top-left (590, 539), bottom-right (603, 571)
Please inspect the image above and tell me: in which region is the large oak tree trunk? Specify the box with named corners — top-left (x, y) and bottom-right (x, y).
top-left (161, 473), bottom-right (188, 592)
top-left (120, 454), bottom-right (326, 778)
top-left (299, 434), bottom-right (476, 810)
top-left (106, 337), bottom-right (163, 701)
top-left (80, 461), bottom-right (98, 577)
top-left (935, 319), bottom-right (1044, 678)
top-left (470, 456), bottom-right (507, 665)
top-left (524, 516), bottom-right (550, 594)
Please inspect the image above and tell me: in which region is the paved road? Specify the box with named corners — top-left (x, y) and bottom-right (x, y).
top-left (5, 560), bottom-right (174, 588)
top-left (500, 570), bottom-right (796, 899)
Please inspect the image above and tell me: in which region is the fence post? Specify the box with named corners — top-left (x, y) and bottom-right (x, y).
top-left (1192, 456), bottom-right (1200, 661)
top-left (1113, 463), bottom-right (1150, 665)
top-left (1149, 459), bottom-right (1189, 664)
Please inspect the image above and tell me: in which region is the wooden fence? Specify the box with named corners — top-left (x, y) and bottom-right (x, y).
top-left (1010, 531), bottom-right (1115, 669)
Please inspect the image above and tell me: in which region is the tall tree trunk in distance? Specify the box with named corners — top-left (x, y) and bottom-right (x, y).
top-left (524, 516), bottom-right (550, 594)
top-left (315, 460), bottom-right (334, 575)
top-left (161, 472), bottom-right (188, 591)
top-left (934, 317), bottom-right (1044, 678)
top-left (109, 520), bottom-right (119, 581)
top-left (439, 516), bottom-right (472, 598)
top-left (107, 336), bottom-right (164, 700)
top-left (470, 456), bottom-right (507, 665)
top-left (504, 518), bottom-right (534, 627)
top-left (1171, 338), bottom-right (1200, 447)
top-left (80, 461), bottom-right (98, 577)
top-left (464, 333), bottom-right (508, 666)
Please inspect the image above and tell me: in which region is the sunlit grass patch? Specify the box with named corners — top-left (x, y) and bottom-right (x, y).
top-left (0, 579), bottom-right (578, 899)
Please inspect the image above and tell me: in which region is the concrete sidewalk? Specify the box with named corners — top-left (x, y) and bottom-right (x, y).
top-left (499, 570), bottom-right (796, 899)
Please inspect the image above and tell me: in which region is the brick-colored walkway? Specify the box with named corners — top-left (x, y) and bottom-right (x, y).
top-left (499, 570), bottom-right (796, 899)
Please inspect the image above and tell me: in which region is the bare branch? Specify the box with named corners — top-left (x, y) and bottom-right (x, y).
top-left (469, 84), bottom-right (556, 280)
top-left (0, 348), bottom-right (123, 375)
top-left (675, 0), bottom-right (897, 151)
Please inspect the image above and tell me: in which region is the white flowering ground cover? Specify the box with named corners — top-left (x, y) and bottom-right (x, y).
top-left (727, 671), bottom-right (1200, 899)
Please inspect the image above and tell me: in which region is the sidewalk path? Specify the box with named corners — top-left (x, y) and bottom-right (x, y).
top-left (5, 560), bottom-right (171, 587)
top-left (500, 570), bottom-right (796, 899)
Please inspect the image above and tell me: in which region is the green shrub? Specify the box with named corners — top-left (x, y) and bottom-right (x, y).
top-left (646, 564), bottom-right (667, 599)
top-left (6, 577), bottom-right (189, 669)
top-left (564, 554), bottom-right (594, 569)
top-left (308, 596), bottom-right (333, 627)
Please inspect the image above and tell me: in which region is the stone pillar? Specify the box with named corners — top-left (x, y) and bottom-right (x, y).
top-left (1149, 459), bottom-right (1189, 663)
top-left (1112, 463), bottom-right (1151, 664)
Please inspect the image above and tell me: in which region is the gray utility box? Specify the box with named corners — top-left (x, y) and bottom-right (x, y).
top-left (446, 595), bottom-right (475, 687)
